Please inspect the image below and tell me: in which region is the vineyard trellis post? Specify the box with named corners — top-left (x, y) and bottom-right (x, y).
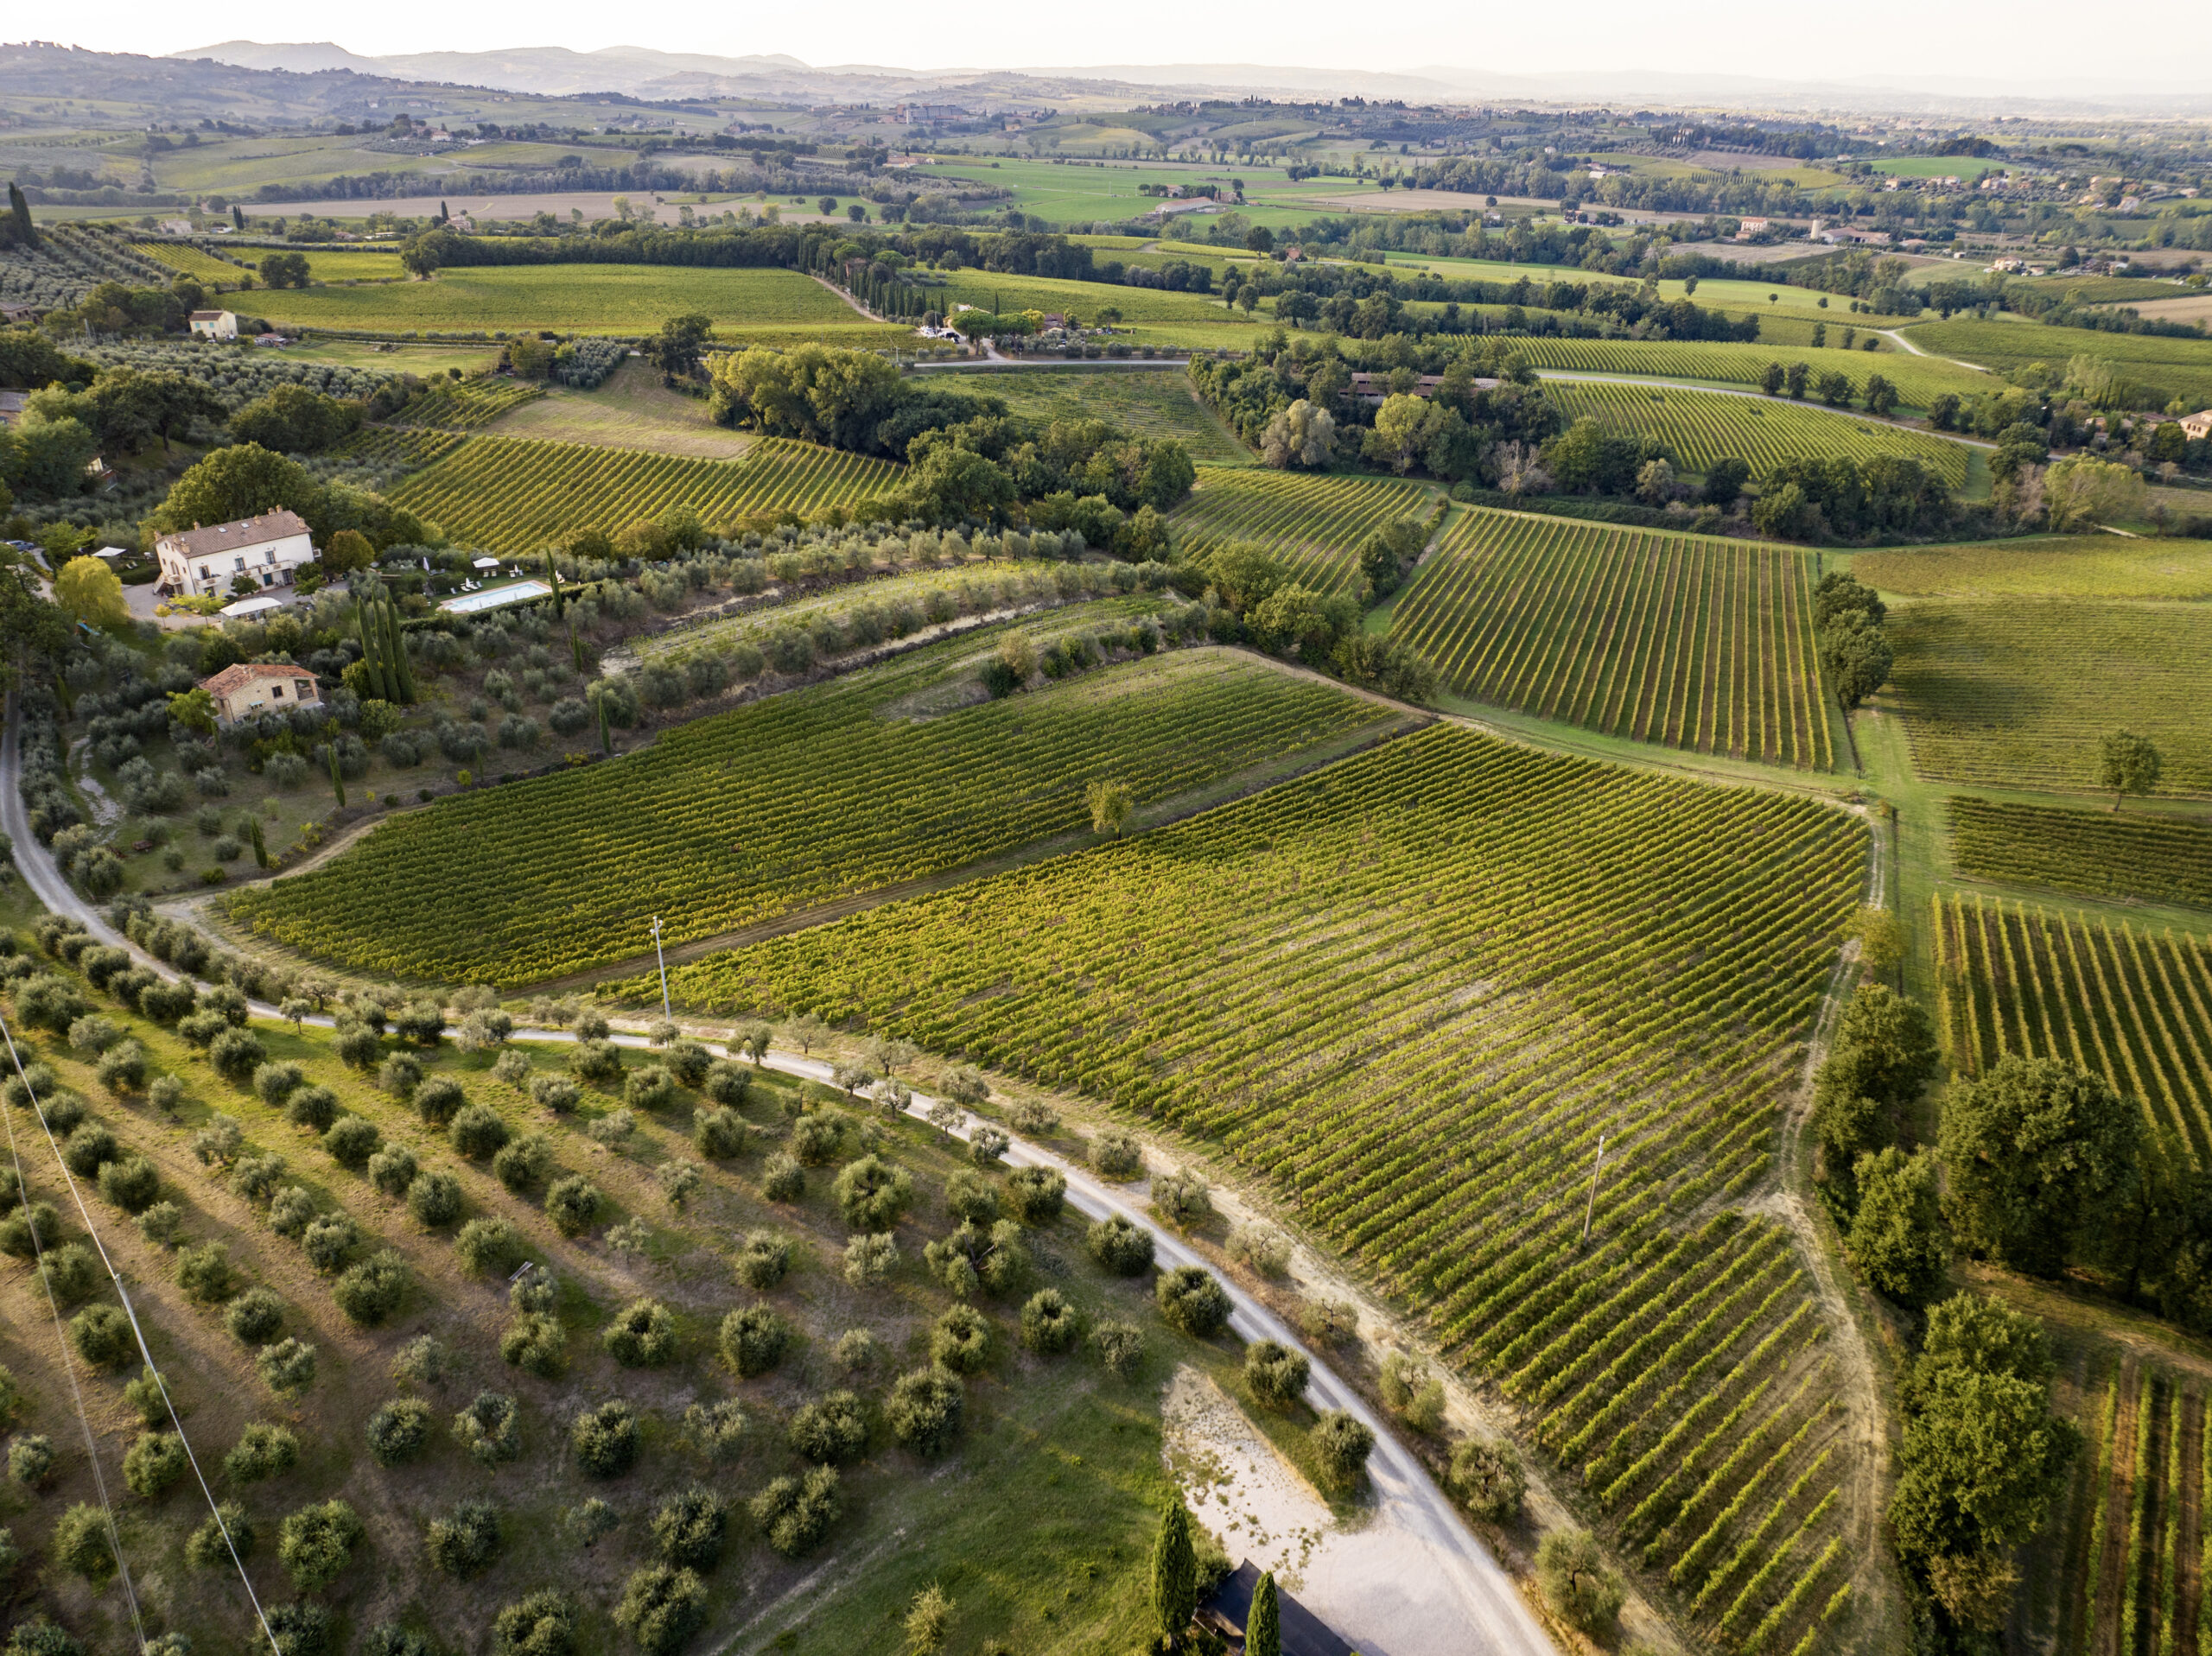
top-left (1581, 1133), bottom-right (1607, 1247)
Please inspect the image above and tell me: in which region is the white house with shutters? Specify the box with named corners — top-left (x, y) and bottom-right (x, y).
top-left (155, 510), bottom-right (316, 599)
top-left (188, 309), bottom-right (238, 339)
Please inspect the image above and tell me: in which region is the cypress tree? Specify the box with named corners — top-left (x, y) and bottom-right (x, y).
top-left (247, 817), bottom-right (269, 871)
top-left (545, 552), bottom-right (563, 619)
top-left (353, 600), bottom-right (390, 702)
top-left (384, 600), bottom-right (417, 703)
top-left (5, 181), bottom-right (35, 250)
top-left (1246, 1571), bottom-right (1279, 1656)
top-left (570, 625), bottom-right (585, 675)
top-left (1150, 1498), bottom-right (1195, 1646)
top-left (597, 696), bottom-right (612, 756)
top-left (327, 742), bottom-right (346, 809)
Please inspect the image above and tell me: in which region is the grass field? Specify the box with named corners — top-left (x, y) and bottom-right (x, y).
top-left (964, 367), bottom-right (1249, 465)
top-left (1933, 891), bottom-right (2212, 1162)
top-left (927, 269), bottom-right (1269, 349)
top-left (483, 359), bottom-right (754, 460)
top-left (0, 933), bottom-right (1229, 1655)
top-left (1167, 467), bottom-right (1438, 594)
top-left (1542, 380), bottom-right (1971, 485)
top-left (1516, 337), bottom-right (1994, 409)
top-left (388, 434), bottom-right (903, 549)
top-left (234, 639), bottom-right (1398, 982)
top-left (1903, 318), bottom-right (2212, 404)
top-left (651, 722), bottom-right (1868, 1654)
top-left (1389, 507), bottom-right (1836, 769)
top-left (1947, 796), bottom-right (2212, 910)
top-left (1883, 599), bottom-right (2212, 797)
top-left (277, 339), bottom-right (505, 374)
top-left (2005, 274), bottom-right (2189, 307)
top-left (239, 264), bottom-right (912, 340)
top-left (1847, 536), bottom-right (2212, 600)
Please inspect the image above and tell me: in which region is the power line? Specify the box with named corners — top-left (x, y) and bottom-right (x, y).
top-left (0, 1013), bottom-right (280, 1655)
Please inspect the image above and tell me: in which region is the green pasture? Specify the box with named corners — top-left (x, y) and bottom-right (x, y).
top-left (957, 366), bottom-right (1248, 465)
top-left (1904, 317), bottom-right (2212, 403)
top-left (929, 269), bottom-right (1269, 348)
top-left (1866, 156), bottom-right (2001, 179)
top-left (2005, 274), bottom-right (2189, 306)
top-left (1842, 535), bottom-right (2212, 600)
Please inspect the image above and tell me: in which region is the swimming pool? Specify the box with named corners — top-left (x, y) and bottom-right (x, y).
top-left (440, 580), bottom-right (551, 614)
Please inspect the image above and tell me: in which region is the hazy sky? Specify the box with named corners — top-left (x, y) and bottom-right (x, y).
top-left (47, 2), bottom-right (2212, 91)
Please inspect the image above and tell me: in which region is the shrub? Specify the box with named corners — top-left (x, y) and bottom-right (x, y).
top-left (1007, 1097), bottom-right (1057, 1136)
top-left (323, 1115), bottom-right (380, 1168)
top-left (751, 1465), bottom-right (842, 1558)
top-left (136, 1200), bottom-right (183, 1247)
top-left (664, 1042), bottom-right (712, 1088)
top-left (1535, 1530), bottom-right (1623, 1634)
top-left (426, 1499), bottom-right (502, 1579)
top-left (208, 1027), bottom-right (266, 1084)
top-left (124, 1365), bottom-right (167, 1425)
top-left (1448, 1437), bottom-right (1525, 1523)
top-left (97, 1156), bottom-right (159, 1213)
top-left (95, 1041), bottom-right (147, 1095)
top-left (406, 1171), bottom-right (462, 1227)
top-left (761, 1152), bottom-right (804, 1202)
top-left (454, 1393), bottom-right (521, 1467)
top-left (834, 1154), bottom-right (912, 1230)
top-left (1094, 1319), bottom-right (1147, 1379)
top-left (1020, 1288), bottom-right (1080, 1355)
top-left (60, 1122), bottom-right (118, 1177)
top-left (277, 1082), bottom-right (337, 1132)
top-left (1151, 1169), bottom-right (1212, 1231)
top-left (391, 1334), bottom-right (450, 1389)
top-left (569, 1039), bottom-right (623, 1085)
top-left (544, 1175), bottom-right (601, 1236)
top-left (367, 1144), bottom-right (419, 1197)
top-left (268, 1185), bottom-right (316, 1238)
top-left (69, 1304), bottom-right (133, 1368)
top-left (35, 1092), bottom-right (86, 1137)
top-left (54, 1502), bottom-right (116, 1583)
top-left (378, 1051), bottom-right (422, 1096)
top-left (414, 1075), bottom-right (466, 1126)
top-left (1090, 1129), bottom-right (1142, 1178)
top-left (332, 1250), bottom-right (409, 1325)
top-left (1156, 1266), bottom-right (1230, 1338)
top-left (257, 1337), bottom-right (317, 1397)
top-left (124, 1431), bottom-right (188, 1497)
top-left (334, 1023), bottom-right (383, 1069)
top-left (253, 1062), bottom-right (305, 1107)
top-left (277, 1499), bottom-right (364, 1592)
top-left (887, 1367), bottom-right (964, 1455)
top-left (41, 1241), bottom-right (99, 1304)
top-left (1226, 1222), bottom-right (1292, 1276)
top-left (969, 1126), bottom-right (1009, 1166)
top-left (603, 1298), bottom-right (678, 1367)
top-left (683, 1398), bottom-right (748, 1463)
top-left (229, 1152), bottom-right (288, 1205)
top-left (501, 1312), bottom-right (566, 1379)
top-left (834, 1328), bottom-right (879, 1371)
top-left (691, 1105), bottom-right (747, 1158)
top-left (224, 1421), bottom-right (298, 1483)
top-left (944, 1169), bottom-right (1000, 1226)
top-left (1311, 1411), bottom-right (1376, 1489)
top-left (492, 1048), bottom-right (533, 1088)
top-left (588, 1109), bottom-right (636, 1148)
top-left (1088, 1214), bottom-right (1155, 1277)
top-left (931, 1304), bottom-right (991, 1374)
top-left (1005, 1165), bottom-right (1065, 1224)
top-left (842, 1231), bottom-right (899, 1288)
top-left (264, 1606), bottom-right (330, 1656)
top-left (493, 1592), bottom-right (577, 1656)
top-left (791, 1111), bottom-right (846, 1166)
top-left (734, 1229), bottom-right (791, 1291)
top-left (702, 1061), bottom-right (751, 1107)
top-left (613, 1564), bottom-right (707, 1656)
top-left (10, 1434), bottom-right (54, 1486)
top-left (788, 1391), bottom-right (868, 1464)
top-left (571, 1400), bottom-right (639, 1478)
top-left (0, 1202), bottom-right (60, 1259)
top-left (1380, 1352), bottom-right (1446, 1434)
top-left (624, 1065), bottom-right (677, 1112)
top-left (445, 1217), bottom-right (521, 1278)
top-left (226, 1287), bottom-right (285, 1343)
top-left (448, 1103), bottom-right (509, 1159)
top-left (719, 1305), bottom-right (789, 1378)
top-left (493, 1133), bottom-right (552, 1191)
top-left (1245, 1341), bottom-right (1310, 1409)
top-left (186, 1502), bottom-right (255, 1568)
top-left (650, 1487), bottom-right (726, 1570)
top-left (530, 1073), bottom-right (581, 1114)
top-left (366, 1398), bottom-right (432, 1467)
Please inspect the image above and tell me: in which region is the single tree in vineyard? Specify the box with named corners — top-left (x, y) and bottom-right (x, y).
top-left (2097, 730), bottom-right (2162, 813)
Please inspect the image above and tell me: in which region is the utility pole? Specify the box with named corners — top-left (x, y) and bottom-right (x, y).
top-left (1581, 1134), bottom-right (1607, 1247)
top-left (650, 916), bottom-right (670, 1021)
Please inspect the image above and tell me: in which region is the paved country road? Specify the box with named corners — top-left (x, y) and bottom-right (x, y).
top-left (1, 694), bottom-right (1560, 1656)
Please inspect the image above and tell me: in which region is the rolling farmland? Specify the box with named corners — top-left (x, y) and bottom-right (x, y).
top-left (658, 723), bottom-right (1867, 1655)
top-left (1884, 600), bottom-right (2212, 796)
top-left (1168, 466), bottom-right (1438, 594)
top-left (1388, 507), bottom-right (1835, 769)
top-left (1947, 797), bottom-right (2212, 910)
top-left (1932, 892), bottom-right (2212, 1163)
top-left (332, 426), bottom-right (467, 469)
top-left (1849, 535), bottom-right (2212, 600)
top-left (387, 433), bottom-right (903, 549)
top-left (1515, 338), bottom-right (1995, 407)
top-left (389, 377), bottom-right (547, 429)
top-left (976, 367), bottom-right (1249, 465)
top-left (1904, 317), bottom-right (2212, 404)
top-left (234, 642), bottom-right (1402, 982)
top-left (1542, 380), bottom-right (1972, 486)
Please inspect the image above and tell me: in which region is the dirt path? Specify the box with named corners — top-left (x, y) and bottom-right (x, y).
top-left (1878, 327), bottom-right (1994, 374)
top-left (808, 272), bottom-right (893, 325)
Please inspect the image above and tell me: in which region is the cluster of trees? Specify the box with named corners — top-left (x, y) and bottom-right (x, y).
top-left (1808, 572), bottom-right (1895, 714)
top-left (1231, 261), bottom-right (1762, 346)
top-left (1756, 457), bottom-right (1953, 543)
top-left (149, 443), bottom-right (431, 551)
top-left (1758, 360), bottom-right (1897, 410)
top-left (1195, 540), bottom-right (1438, 699)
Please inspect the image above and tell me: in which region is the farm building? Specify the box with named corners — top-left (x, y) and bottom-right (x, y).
top-left (198, 663), bottom-right (322, 726)
top-left (155, 510), bottom-right (315, 599)
top-left (0, 301), bottom-right (37, 326)
top-left (188, 309), bottom-right (238, 339)
top-left (2180, 409), bottom-right (2212, 441)
top-left (0, 391), bottom-right (25, 428)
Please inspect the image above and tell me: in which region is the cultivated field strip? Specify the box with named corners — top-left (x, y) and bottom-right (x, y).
top-left (388, 378), bottom-right (547, 429)
top-left (1167, 466), bottom-right (1436, 594)
top-left (661, 725), bottom-right (1868, 1653)
top-left (388, 433), bottom-right (904, 549)
top-left (1389, 507), bottom-right (1834, 769)
top-left (1933, 892), bottom-right (2212, 1166)
top-left (332, 427), bottom-right (467, 470)
top-left (1514, 337), bottom-right (1993, 407)
top-left (1886, 600), bottom-right (2212, 798)
top-left (234, 644), bottom-right (1395, 982)
top-left (1946, 797), bottom-right (2212, 911)
top-left (1542, 379), bottom-right (1971, 486)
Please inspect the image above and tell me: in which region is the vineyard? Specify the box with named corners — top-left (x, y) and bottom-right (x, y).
top-left (1167, 466), bottom-right (1439, 594)
top-left (1885, 599), bottom-right (2212, 797)
top-left (234, 640), bottom-right (1401, 981)
top-left (331, 427), bottom-right (467, 470)
top-left (981, 368), bottom-right (1250, 466)
top-left (1947, 797), bottom-right (2212, 910)
top-left (654, 724), bottom-right (1868, 1652)
top-left (1848, 536), bottom-right (2212, 600)
top-left (132, 239), bottom-right (247, 283)
top-left (1932, 892), bottom-right (2212, 1164)
top-left (389, 378), bottom-right (547, 429)
top-left (1513, 338), bottom-right (1995, 408)
top-left (2024, 1356), bottom-right (2208, 1656)
top-left (387, 434), bottom-right (904, 550)
top-left (1387, 507), bottom-right (1835, 769)
top-left (1904, 318), bottom-right (2212, 406)
top-left (1541, 380), bottom-right (1972, 486)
